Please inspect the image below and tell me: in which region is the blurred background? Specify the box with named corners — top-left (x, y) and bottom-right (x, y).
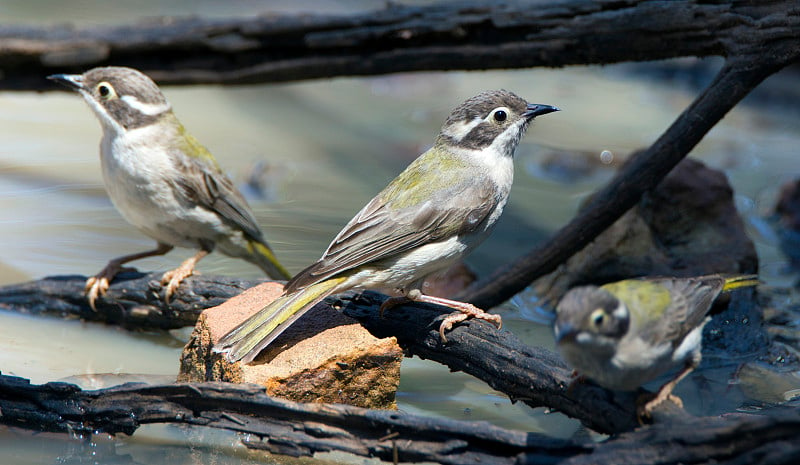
top-left (1, 1), bottom-right (799, 463)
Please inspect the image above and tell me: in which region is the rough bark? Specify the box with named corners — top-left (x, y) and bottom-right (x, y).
top-left (1, 373), bottom-right (798, 465)
top-left (0, 274), bottom-right (774, 435)
top-left (0, 374), bottom-right (585, 465)
top-left (0, 0), bottom-right (797, 90)
top-left (0, 274), bottom-right (639, 433)
top-left (336, 290), bottom-right (643, 434)
top-left (0, 272), bottom-right (263, 330)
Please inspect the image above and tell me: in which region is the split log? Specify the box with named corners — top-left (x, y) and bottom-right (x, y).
top-left (1, 0), bottom-right (797, 90)
top-left (1, 373), bottom-right (798, 465)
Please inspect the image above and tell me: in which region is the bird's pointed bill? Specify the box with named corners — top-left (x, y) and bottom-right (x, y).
top-left (47, 74), bottom-right (85, 91)
top-left (524, 104), bottom-right (560, 119)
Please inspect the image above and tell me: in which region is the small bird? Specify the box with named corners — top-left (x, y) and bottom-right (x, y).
top-left (216, 90), bottom-right (559, 363)
top-left (48, 67), bottom-right (291, 309)
top-left (553, 274), bottom-right (758, 417)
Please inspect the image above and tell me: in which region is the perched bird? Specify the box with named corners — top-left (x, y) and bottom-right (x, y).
top-left (48, 67), bottom-right (291, 309)
top-left (216, 90), bottom-right (559, 363)
top-left (553, 274), bottom-right (758, 417)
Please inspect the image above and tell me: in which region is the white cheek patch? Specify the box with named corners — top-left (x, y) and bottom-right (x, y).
top-left (442, 116), bottom-right (483, 142)
top-left (575, 332), bottom-right (593, 344)
top-left (486, 117), bottom-right (527, 153)
top-left (611, 302), bottom-right (628, 320)
top-left (121, 95), bottom-right (171, 116)
top-left (80, 90), bottom-right (124, 134)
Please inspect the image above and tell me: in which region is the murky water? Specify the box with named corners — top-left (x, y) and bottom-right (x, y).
top-left (2, 3), bottom-right (800, 464)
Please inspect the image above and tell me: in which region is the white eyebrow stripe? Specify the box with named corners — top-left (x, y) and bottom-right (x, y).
top-left (442, 116), bottom-right (483, 142)
top-left (121, 95), bottom-right (171, 116)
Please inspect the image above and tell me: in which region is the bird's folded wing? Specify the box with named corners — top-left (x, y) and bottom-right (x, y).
top-left (285, 179), bottom-right (497, 293)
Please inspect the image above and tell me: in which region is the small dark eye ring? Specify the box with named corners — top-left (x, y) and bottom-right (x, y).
top-left (493, 110), bottom-right (507, 122)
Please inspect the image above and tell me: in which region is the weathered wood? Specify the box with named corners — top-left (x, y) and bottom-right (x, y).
top-left (0, 374), bottom-right (585, 465)
top-left (337, 290), bottom-right (642, 434)
top-left (0, 274), bottom-right (769, 435)
top-left (1, 373), bottom-right (798, 464)
top-left (0, 273), bottom-right (639, 433)
top-left (0, 272), bottom-right (264, 330)
top-left (1, 0), bottom-right (797, 90)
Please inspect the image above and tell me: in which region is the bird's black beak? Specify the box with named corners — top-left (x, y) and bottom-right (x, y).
top-left (47, 73), bottom-right (85, 91)
top-left (553, 323), bottom-right (578, 344)
top-left (524, 103), bottom-right (560, 119)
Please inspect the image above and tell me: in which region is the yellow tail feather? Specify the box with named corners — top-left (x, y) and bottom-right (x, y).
top-left (721, 274), bottom-right (760, 292)
top-left (248, 240), bottom-right (292, 280)
top-left (214, 276), bottom-right (347, 364)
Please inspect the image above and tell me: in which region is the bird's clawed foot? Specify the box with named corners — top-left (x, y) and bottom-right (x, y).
top-left (160, 250), bottom-right (208, 303)
top-left (379, 295), bottom-right (412, 318)
top-left (636, 390), bottom-right (684, 423)
top-left (437, 304), bottom-right (502, 342)
top-left (380, 290), bottom-right (502, 342)
top-left (85, 262), bottom-right (136, 311)
top-left (161, 263), bottom-right (195, 304)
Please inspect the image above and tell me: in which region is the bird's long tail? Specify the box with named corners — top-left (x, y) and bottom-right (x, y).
top-left (214, 276), bottom-right (347, 364)
top-left (247, 239), bottom-right (292, 280)
top-left (721, 274), bottom-right (760, 292)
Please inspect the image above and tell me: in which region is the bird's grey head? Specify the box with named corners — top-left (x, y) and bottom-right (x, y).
top-left (437, 89), bottom-right (558, 154)
top-left (49, 66), bottom-right (172, 132)
top-left (554, 286), bottom-right (630, 347)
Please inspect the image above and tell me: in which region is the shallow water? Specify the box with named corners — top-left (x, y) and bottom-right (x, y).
top-left (2, 3), bottom-right (800, 464)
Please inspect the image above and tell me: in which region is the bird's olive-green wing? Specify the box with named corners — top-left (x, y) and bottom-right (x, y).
top-left (285, 150), bottom-right (499, 293)
top-left (170, 129), bottom-right (265, 243)
top-left (605, 277), bottom-right (724, 347)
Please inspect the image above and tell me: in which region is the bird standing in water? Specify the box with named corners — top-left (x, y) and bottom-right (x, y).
top-left (216, 89), bottom-right (559, 363)
top-left (49, 67), bottom-right (291, 309)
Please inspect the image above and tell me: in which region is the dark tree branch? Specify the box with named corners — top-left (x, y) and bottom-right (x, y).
top-left (336, 290), bottom-right (642, 434)
top-left (0, 277), bottom-right (772, 435)
top-left (1, 373), bottom-right (798, 465)
top-left (0, 272), bottom-right (264, 330)
top-left (0, 374), bottom-right (584, 465)
top-left (0, 0), bottom-right (797, 90)
top-left (0, 274), bottom-right (639, 433)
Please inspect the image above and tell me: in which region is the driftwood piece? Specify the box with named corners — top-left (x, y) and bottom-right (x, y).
top-left (0, 272), bottom-right (263, 330)
top-left (0, 274), bottom-right (773, 435)
top-left (1, 373), bottom-right (798, 465)
top-left (0, 374), bottom-right (585, 465)
top-left (0, 273), bottom-right (639, 433)
top-left (1, 0), bottom-right (797, 90)
top-left (336, 290), bottom-right (642, 434)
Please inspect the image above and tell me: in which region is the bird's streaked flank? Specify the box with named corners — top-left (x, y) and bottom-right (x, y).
top-left (49, 67), bottom-right (291, 309)
top-left (216, 90), bottom-right (559, 363)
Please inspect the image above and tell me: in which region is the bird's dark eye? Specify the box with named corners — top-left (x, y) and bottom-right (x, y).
top-left (96, 82), bottom-right (115, 99)
top-left (493, 110), bottom-right (507, 122)
top-left (590, 309), bottom-right (605, 327)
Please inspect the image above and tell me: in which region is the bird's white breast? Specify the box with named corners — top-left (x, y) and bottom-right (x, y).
top-left (99, 125), bottom-right (222, 247)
